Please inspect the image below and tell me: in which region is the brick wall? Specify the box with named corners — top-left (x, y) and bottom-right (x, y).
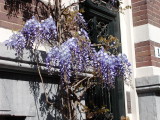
top-left (0, 0), bottom-right (24, 30)
top-left (135, 40), bottom-right (160, 67)
top-left (132, 0), bottom-right (160, 27)
top-left (0, 0), bottom-right (50, 30)
top-left (132, 0), bottom-right (160, 68)
top-left (132, 0), bottom-right (148, 26)
top-left (147, 0), bottom-right (160, 27)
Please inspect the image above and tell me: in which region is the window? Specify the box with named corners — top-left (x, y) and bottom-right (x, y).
top-left (80, 0), bottom-right (126, 119)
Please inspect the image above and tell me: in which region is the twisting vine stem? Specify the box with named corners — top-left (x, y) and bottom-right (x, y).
top-left (35, 48), bottom-right (54, 105)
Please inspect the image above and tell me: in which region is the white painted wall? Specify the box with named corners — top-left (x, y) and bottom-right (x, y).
top-left (120, 0), bottom-right (140, 120)
top-left (136, 66), bottom-right (160, 78)
top-left (134, 24), bottom-right (160, 43)
top-left (0, 28), bottom-right (13, 43)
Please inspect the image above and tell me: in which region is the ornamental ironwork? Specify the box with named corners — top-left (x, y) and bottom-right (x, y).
top-left (91, 0), bottom-right (120, 9)
top-left (87, 16), bottom-right (109, 44)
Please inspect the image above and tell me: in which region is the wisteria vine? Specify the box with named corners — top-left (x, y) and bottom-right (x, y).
top-left (4, 1), bottom-right (132, 119)
top-left (5, 13), bottom-right (131, 88)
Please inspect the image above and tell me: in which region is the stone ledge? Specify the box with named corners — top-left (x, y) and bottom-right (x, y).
top-left (137, 85), bottom-right (160, 93)
top-left (136, 75), bottom-right (160, 93)
top-left (0, 43), bottom-right (47, 73)
top-left (0, 43), bottom-right (93, 78)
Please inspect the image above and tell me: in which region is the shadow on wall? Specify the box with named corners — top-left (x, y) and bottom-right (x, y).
top-left (3, 1), bottom-right (65, 120)
top-left (26, 44), bottom-right (63, 119)
top-left (4, 0), bottom-right (50, 21)
top-left (29, 81), bottom-right (64, 120)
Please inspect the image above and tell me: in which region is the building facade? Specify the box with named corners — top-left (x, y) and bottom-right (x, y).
top-left (0, 0), bottom-right (160, 120)
top-left (132, 0), bottom-right (160, 120)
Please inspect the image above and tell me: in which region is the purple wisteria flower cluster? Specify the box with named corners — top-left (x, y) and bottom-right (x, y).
top-left (5, 13), bottom-right (131, 88)
top-left (41, 17), bottom-right (57, 42)
top-left (5, 16), bottom-right (57, 58)
top-left (6, 32), bottom-right (26, 58)
top-left (90, 48), bottom-right (131, 88)
top-left (21, 16), bottom-right (41, 49)
top-left (46, 37), bottom-right (93, 82)
top-left (46, 35), bottom-right (131, 87)
top-left (75, 13), bottom-right (87, 29)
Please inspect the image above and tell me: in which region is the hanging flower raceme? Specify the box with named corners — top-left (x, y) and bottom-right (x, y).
top-left (5, 16), bottom-right (57, 57)
top-left (93, 48), bottom-right (131, 88)
top-left (94, 48), bottom-right (115, 87)
top-left (75, 13), bottom-right (87, 29)
top-left (46, 38), bottom-right (76, 81)
top-left (46, 37), bottom-right (131, 87)
top-left (46, 37), bottom-right (93, 82)
top-left (21, 16), bottom-right (41, 49)
top-left (79, 28), bottom-right (89, 40)
top-left (41, 17), bottom-right (57, 43)
top-left (115, 54), bottom-right (131, 79)
top-left (5, 32), bottom-right (26, 58)
top-left (46, 46), bottom-right (60, 73)
top-left (5, 17), bottom-right (41, 53)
